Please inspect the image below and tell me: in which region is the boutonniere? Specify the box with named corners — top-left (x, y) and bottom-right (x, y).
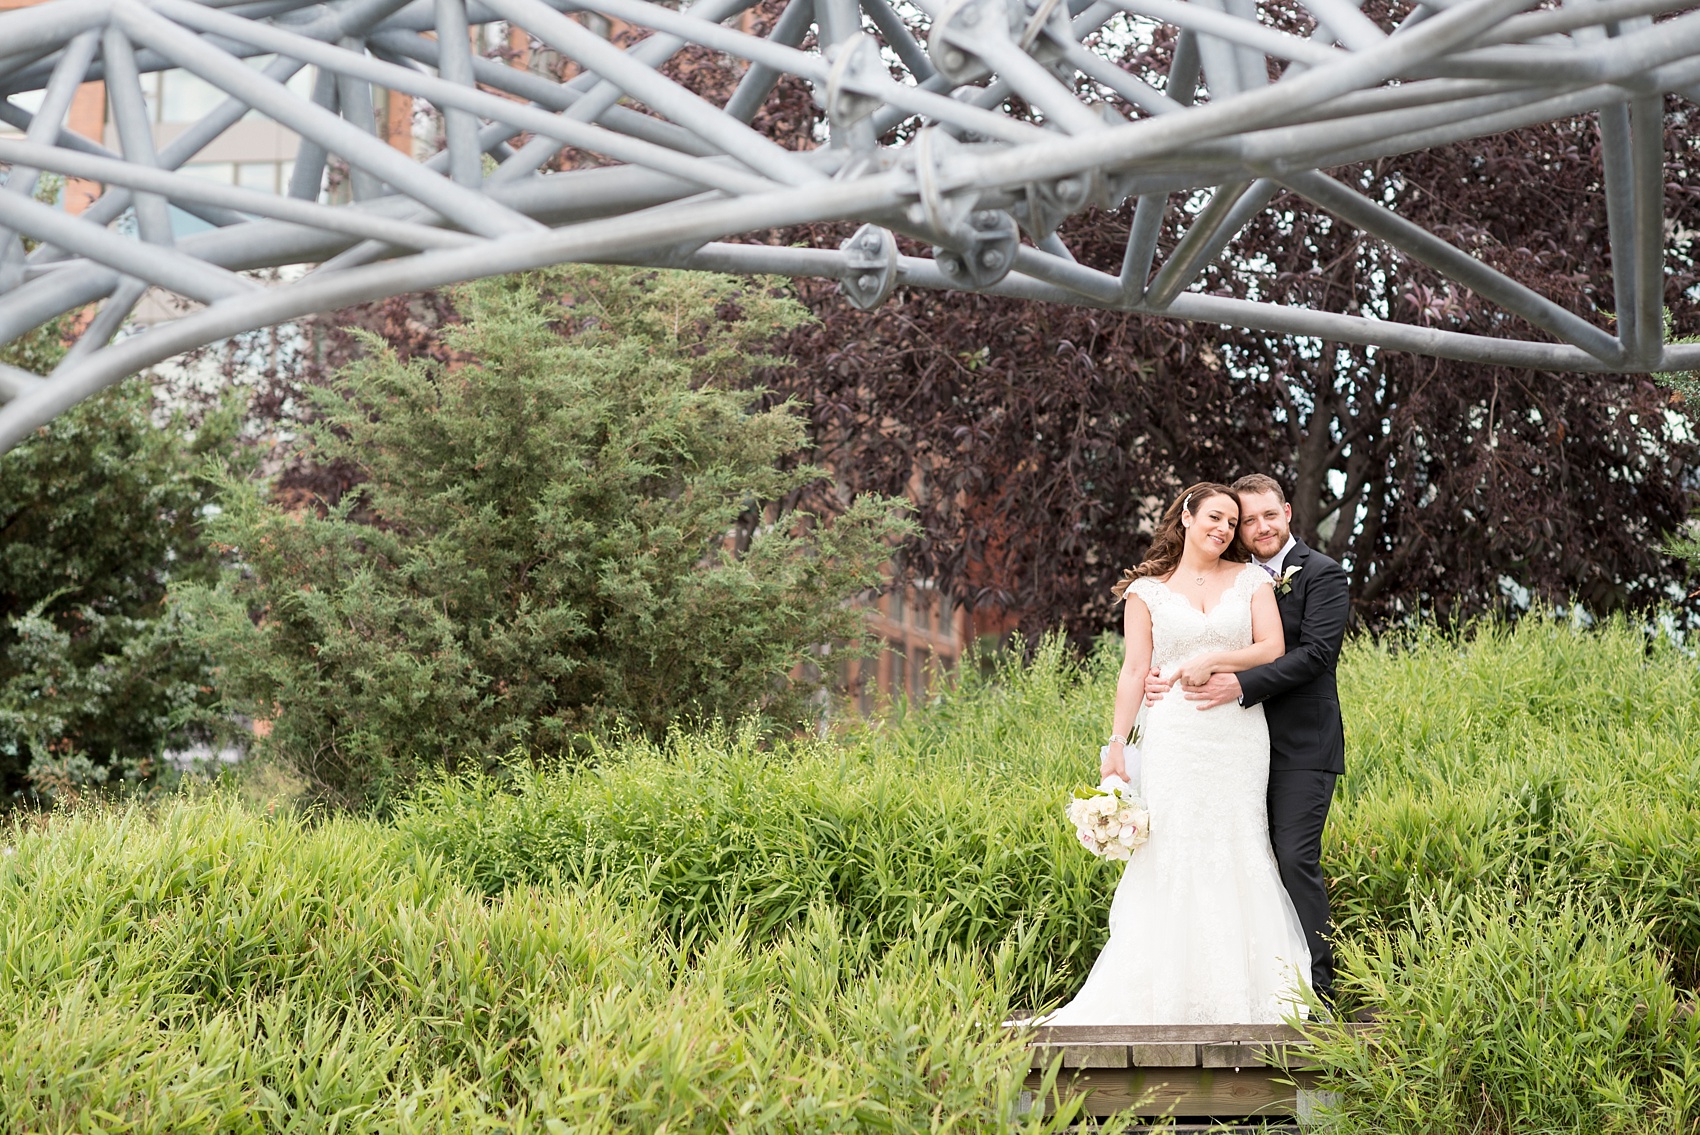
top-left (1274, 565), bottom-right (1302, 597)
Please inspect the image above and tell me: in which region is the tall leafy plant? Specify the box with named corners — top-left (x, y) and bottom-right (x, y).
top-left (0, 319), bottom-right (237, 802)
top-left (180, 267), bottom-right (910, 808)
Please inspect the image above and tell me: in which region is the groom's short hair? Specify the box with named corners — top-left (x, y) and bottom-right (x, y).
top-left (1232, 474), bottom-right (1286, 502)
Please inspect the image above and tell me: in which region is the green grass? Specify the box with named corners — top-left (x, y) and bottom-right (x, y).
top-left (0, 799), bottom-right (1087, 1133)
top-left (3, 617), bottom-right (1698, 1132)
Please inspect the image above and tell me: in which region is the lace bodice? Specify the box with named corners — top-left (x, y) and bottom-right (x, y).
top-left (1126, 563), bottom-right (1269, 673)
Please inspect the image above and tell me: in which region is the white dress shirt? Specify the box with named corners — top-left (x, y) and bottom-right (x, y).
top-left (1255, 533), bottom-right (1298, 577)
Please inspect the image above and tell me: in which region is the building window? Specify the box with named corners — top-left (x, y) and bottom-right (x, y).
top-left (158, 69), bottom-right (229, 123)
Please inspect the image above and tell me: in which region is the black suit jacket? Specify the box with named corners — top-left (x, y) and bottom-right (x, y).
top-left (1237, 540), bottom-right (1348, 774)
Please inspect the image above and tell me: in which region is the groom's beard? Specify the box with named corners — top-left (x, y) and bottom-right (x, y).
top-left (1245, 530), bottom-right (1289, 559)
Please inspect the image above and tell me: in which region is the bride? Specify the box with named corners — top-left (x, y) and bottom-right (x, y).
top-left (1045, 482), bottom-right (1312, 1025)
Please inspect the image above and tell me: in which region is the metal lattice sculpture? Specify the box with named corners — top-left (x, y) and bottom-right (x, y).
top-left (2, 0), bottom-right (1699, 451)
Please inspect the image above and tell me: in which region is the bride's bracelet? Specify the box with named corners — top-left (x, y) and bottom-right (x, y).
top-left (1108, 733), bottom-right (1128, 746)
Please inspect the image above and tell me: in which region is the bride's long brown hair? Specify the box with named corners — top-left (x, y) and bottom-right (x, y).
top-left (1112, 482), bottom-right (1249, 602)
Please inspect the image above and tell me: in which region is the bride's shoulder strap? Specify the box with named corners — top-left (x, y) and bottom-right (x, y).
top-left (1238, 562), bottom-right (1272, 592)
top-left (1122, 575), bottom-right (1164, 608)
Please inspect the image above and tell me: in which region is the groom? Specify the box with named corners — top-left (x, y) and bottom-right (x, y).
top-left (1147, 473), bottom-right (1349, 1007)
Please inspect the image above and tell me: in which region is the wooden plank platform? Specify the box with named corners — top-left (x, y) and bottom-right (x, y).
top-left (1020, 1024), bottom-right (1354, 1121)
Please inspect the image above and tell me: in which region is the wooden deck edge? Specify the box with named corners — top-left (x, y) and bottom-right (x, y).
top-left (1015, 1022), bottom-right (1372, 1045)
top-left (1023, 1065), bottom-right (1322, 1119)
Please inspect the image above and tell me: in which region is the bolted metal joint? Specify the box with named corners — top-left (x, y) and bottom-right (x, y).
top-left (907, 127), bottom-right (983, 237)
top-left (1016, 0), bottom-right (1074, 77)
top-left (824, 35), bottom-right (886, 145)
top-left (839, 223), bottom-right (900, 310)
top-left (932, 208), bottom-right (1020, 289)
top-left (1018, 171), bottom-right (1094, 240)
top-left (928, 0), bottom-right (1019, 86)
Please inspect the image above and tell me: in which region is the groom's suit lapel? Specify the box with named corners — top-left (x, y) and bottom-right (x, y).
top-left (1275, 540), bottom-right (1313, 636)
top-left (1280, 539), bottom-right (1313, 600)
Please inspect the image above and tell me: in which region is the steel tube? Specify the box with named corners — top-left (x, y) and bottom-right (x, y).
top-left (2, 0), bottom-right (1697, 423)
top-left (0, 362), bottom-right (44, 401)
top-left (1629, 93), bottom-right (1665, 365)
top-left (478, 0), bottom-right (824, 184)
top-left (1143, 178), bottom-right (1276, 306)
top-left (1189, 0), bottom-right (1248, 99)
top-left (144, 0), bottom-right (783, 195)
top-left (1, 31), bottom-right (100, 214)
top-left (120, 3), bottom-right (543, 235)
top-left (1063, 39), bottom-right (1181, 117)
top-left (0, 160), bottom-right (754, 352)
top-left (370, 31), bottom-right (715, 156)
top-left (0, 138), bottom-right (479, 250)
top-left (1483, 0), bottom-right (1692, 44)
top-left (1223, 0), bottom-right (1272, 91)
top-left (0, 186), bottom-right (258, 303)
top-left (0, 30), bottom-right (102, 288)
top-left (859, 0), bottom-right (932, 81)
top-left (434, 0), bottom-right (484, 188)
top-left (0, 170), bottom-right (912, 450)
top-left (1119, 30), bottom-right (1198, 294)
top-left (962, 0), bottom-right (1545, 191)
top-left (50, 277), bottom-right (146, 371)
top-left (1301, 0), bottom-right (1388, 51)
top-left (493, 0), bottom-right (763, 178)
top-left (101, 29), bottom-right (178, 248)
top-left (1011, 244), bottom-right (1125, 302)
top-left (334, 46), bottom-right (387, 201)
top-left (1598, 100), bottom-right (1639, 362)
top-left (1111, 0), bottom-right (1342, 65)
top-left (727, 0), bottom-right (818, 120)
top-left (0, 0), bottom-right (107, 62)
top-left (1281, 170), bottom-right (1624, 361)
top-left (0, 265), bottom-right (121, 350)
top-left (287, 66), bottom-right (340, 201)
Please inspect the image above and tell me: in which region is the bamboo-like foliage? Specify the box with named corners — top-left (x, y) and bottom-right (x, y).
top-left (0, 798), bottom-right (1100, 1133)
top-left (405, 616), bottom-right (1700, 1130)
top-left (4, 615), bottom-right (1698, 1130)
top-left (402, 636), bottom-right (1121, 1010)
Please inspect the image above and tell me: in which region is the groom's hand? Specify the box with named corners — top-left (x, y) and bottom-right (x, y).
top-left (1143, 667), bottom-right (1172, 705)
top-left (1184, 673), bottom-right (1241, 709)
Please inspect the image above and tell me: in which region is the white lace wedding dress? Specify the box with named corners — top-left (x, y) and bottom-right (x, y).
top-left (1045, 563), bottom-right (1312, 1025)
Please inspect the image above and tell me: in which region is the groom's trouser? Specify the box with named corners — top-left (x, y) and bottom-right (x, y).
top-left (1267, 770), bottom-right (1338, 1002)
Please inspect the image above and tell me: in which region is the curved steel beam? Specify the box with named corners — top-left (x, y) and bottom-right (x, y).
top-left (0, 0), bottom-right (1697, 452)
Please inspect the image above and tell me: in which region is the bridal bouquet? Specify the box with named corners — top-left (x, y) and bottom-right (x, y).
top-left (1067, 778), bottom-right (1150, 861)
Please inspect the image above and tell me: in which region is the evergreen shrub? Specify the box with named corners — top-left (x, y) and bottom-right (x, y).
top-left (0, 327), bottom-right (237, 802)
top-left (179, 267), bottom-right (909, 808)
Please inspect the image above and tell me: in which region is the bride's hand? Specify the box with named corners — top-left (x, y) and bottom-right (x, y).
top-left (1174, 655), bottom-right (1219, 687)
top-left (1100, 741), bottom-right (1126, 782)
